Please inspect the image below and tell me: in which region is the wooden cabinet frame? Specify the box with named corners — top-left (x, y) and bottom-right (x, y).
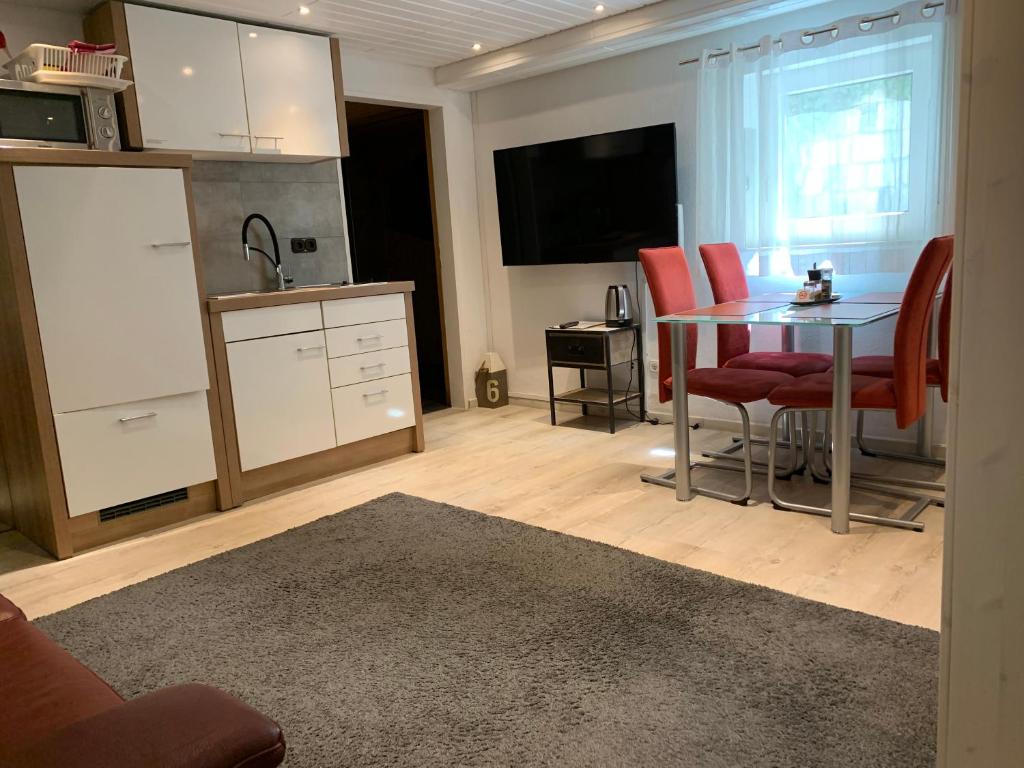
top-left (208, 285), bottom-right (425, 504)
top-left (0, 149), bottom-right (231, 558)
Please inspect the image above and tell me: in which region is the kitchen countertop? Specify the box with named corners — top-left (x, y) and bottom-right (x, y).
top-left (206, 281), bottom-right (416, 313)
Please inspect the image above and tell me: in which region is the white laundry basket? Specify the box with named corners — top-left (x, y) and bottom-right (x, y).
top-left (4, 44), bottom-right (130, 90)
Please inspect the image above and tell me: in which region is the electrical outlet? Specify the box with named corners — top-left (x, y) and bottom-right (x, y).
top-left (647, 360), bottom-right (659, 374)
top-left (290, 237), bottom-right (319, 254)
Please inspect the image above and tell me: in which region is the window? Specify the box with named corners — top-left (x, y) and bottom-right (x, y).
top-left (735, 31), bottom-right (946, 279)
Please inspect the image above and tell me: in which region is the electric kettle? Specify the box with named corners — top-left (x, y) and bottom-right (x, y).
top-left (604, 284), bottom-right (635, 327)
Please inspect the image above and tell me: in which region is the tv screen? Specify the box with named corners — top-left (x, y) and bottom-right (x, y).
top-left (494, 123), bottom-right (678, 266)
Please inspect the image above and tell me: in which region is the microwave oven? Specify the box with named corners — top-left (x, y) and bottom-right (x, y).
top-left (0, 79), bottom-right (120, 151)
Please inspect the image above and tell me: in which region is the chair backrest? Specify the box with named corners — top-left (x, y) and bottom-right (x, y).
top-left (892, 236), bottom-right (955, 428)
top-left (938, 271), bottom-right (953, 403)
top-left (638, 246), bottom-right (698, 404)
top-left (698, 243), bottom-right (751, 366)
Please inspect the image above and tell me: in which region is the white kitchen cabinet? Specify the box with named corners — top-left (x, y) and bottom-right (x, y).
top-left (227, 330), bottom-right (336, 471)
top-left (16, 166), bottom-right (210, 414)
top-left (53, 391), bottom-right (217, 518)
top-left (323, 293), bottom-right (405, 328)
top-left (222, 302), bottom-right (323, 343)
top-left (237, 24), bottom-right (341, 158)
top-left (326, 319), bottom-right (409, 359)
top-left (329, 347), bottom-right (411, 388)
top-left (125, 4), bottom-right (252, 153)
top-left (332, 374), bottom-right (417, 446)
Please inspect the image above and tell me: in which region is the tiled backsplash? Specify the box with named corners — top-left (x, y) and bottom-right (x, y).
top-left (191, 159), bottom-right (351, 295)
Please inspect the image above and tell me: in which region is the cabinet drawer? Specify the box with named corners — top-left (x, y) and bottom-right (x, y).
top-left (332, 374), bottom-right (416, 446)
top-left (329, 346), bottom-right (411, 388)
top-left (322, 294), bottom-right (406, 328)
top-left (222, 302), bottom-right (323, 343)
top-left (547, 333), bottom-right (607, 367)
top-left (326, 319), bottom-right (408, 358)
top-left (53, 391), bottom-right (216, 518)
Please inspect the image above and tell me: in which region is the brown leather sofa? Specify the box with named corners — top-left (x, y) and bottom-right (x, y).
top-left (0, 592), bottom-right (285, 768)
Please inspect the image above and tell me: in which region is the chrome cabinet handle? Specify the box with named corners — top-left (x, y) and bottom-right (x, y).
top-left (150, 241), bottom-right (191, 248)
top-left (363, 389), bottom-right (389, 399)
top-left (357, 334), bottom-right (383, 342)
top-left (297, 345), bottom-right (326, 353)
top-left (119, 411), bottom-right (157, 423)
top-left (253, 135), bottom-right (285, 140)
top-left (360, 362), bottom-right (386, 371)
top-left (218, 132), bottom-right (251, 138)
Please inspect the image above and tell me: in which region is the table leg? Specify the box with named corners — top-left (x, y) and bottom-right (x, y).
top-left (831, 326), bottom-right (853, 534)
top-left (671, 324), bottom-right (692, 501)
top-left (605, 335), bottom-right (615, 434)
top-left (547, 356), bottom-right (556, 426)
top-left (780, 326), bottom-right (796, 445)
top-left (580, 369), bottom-right (588, 416)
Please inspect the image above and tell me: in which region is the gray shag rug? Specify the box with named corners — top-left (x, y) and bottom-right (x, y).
top-left (36, 493), bottom-right (938, 767)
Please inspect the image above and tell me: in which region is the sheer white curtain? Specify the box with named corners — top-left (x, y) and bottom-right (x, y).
top-left (695, 1), bottom-right (954, 292)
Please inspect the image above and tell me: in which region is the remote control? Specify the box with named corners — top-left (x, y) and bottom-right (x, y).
top-left (558, 321), bottom-right (579, 329)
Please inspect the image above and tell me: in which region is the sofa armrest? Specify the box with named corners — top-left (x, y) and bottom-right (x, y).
top-left (5, 684), bottom-right (285, 768)
top-left (0, 593), bottom-right (26, 623)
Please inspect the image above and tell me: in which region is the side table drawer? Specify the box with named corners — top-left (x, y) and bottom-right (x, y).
top-left (547, 333), bottom-right (605, 367)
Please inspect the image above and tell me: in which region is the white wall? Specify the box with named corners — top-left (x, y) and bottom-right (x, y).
top-left (327, 51), bottom-right (490, 409)
top-left (0, 3), bottom-right (83, 51)
top-left (472, 0), bottom-right (948, 445)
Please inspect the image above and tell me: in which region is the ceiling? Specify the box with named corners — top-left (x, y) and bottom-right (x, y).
top-left (26, 0), bottom-right (661, 68)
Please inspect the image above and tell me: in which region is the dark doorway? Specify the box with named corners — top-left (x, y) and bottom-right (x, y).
top-left (342, 102), bottom-right (450, 412)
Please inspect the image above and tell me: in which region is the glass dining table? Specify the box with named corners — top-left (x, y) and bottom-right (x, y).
top-left (657, 294), bottom-right (903, 535)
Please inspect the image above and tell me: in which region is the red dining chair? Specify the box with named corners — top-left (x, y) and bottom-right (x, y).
top-left (698, 243), bottom-right (833, 375)
top-left (763, 235), bottom-right (954, 529)
top-left (851, 271), bottom-right (953, 465)
top-left (698, 242), bottom-right (830, 469)
top-left (638, 246), bottom-right (796, 505)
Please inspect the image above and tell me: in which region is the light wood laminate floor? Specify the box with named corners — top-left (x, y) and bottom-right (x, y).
top-left (0, 405), bottom-right (944, 629)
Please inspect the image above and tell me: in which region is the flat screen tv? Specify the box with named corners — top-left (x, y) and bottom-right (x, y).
top-left (494, 123), bottom-right (677, 266)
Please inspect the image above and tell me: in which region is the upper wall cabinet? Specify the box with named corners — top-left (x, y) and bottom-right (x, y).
top-left (238, 25), bottom-right (341, 158)
top-left (124, 4), bottom-right (252, 153)
top-left (85, 1), bottom-right (349, 160)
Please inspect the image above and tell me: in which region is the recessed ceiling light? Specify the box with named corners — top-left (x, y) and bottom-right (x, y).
top-left (594, 3), bottom-right (606, 12)
top-left (298, 4), bottom-right (311, 15)
top-left (472, 42), bottom-right (482, 52)
top-left (248, 32), bottom-right (258, 38)
top-left (181, 66), bottom-right (194, 77)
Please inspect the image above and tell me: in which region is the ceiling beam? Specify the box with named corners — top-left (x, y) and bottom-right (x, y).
top-left (434, 0), bottom-right (834, 91)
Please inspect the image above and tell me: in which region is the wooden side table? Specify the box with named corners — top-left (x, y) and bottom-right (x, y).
top-left (544, 323), bottom-right (644, 434)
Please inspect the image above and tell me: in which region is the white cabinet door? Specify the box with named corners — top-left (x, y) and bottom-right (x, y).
top-left (237, 24), bottom-right (340, 157)
top-left (332, 374), bottom-right (416, 446)
top-left (16, 166), bottom-right (210, 414)
top-left (227, 331), bottom-right (336, 471)
top-left (126, 4), bottom-right (251, 152)
top-left (53, 391), bottom-right (216, 517)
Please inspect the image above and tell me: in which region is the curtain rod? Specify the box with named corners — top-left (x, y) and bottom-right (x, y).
top-left (677, 1), bottom-right (945, 66)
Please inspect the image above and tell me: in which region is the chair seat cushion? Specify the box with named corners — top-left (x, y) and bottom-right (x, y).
top-left (665, 368), bottom-right (794, 403)
top-left (851, 355), bottom-right (941, 386)
top-left (766, 371), bottom-right (897, 410)
top-left (724, 351), bottom-right (833, 377)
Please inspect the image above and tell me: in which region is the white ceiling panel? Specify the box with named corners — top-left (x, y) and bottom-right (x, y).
top-left (25, 0), bottom-right (660, 68)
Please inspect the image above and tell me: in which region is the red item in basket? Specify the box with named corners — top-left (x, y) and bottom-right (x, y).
top-left (67, 40), bottom-right (117, 54)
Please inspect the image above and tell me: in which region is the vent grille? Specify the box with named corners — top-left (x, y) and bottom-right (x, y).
top-left (99, 488), bottom-right (188, 522)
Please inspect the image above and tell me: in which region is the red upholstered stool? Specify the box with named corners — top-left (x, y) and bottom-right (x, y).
top-left (638, 245), bottom-right (795, 505)
top-left (764, 236), bottom-right (954, 529)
